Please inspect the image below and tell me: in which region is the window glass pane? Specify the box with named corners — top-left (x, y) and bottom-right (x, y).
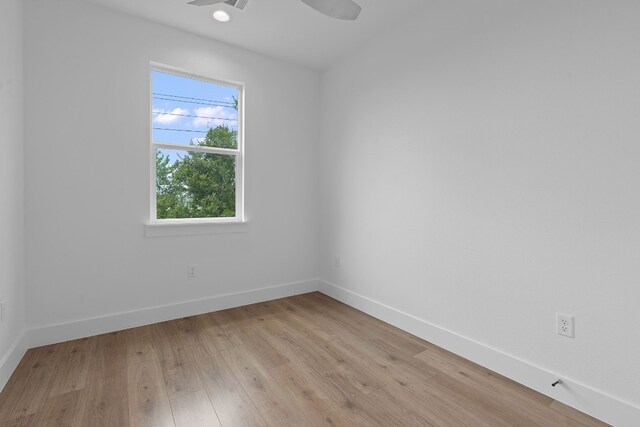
top-left (152, 71), bottom-right (239, 149)
top-left (156, 148), bottom-right (236, 219)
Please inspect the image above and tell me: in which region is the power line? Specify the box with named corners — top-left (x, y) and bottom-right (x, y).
top-left (153, 92), bottom-right (236, 108)
top-left (153, 96), bottom-right (236, 108)
top-left (152, 111), bottom-right (238, 122)
top-left (153, 92), bottom-right (236, 105)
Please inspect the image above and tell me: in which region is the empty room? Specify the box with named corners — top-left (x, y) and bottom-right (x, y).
top-left (0, 0), bottom-right (638, 425)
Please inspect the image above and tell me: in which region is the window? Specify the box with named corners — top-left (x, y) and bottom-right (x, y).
top-left (150, 67), bottom-right (243, 223)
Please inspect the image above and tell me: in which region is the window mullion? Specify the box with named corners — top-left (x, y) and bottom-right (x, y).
top-left (153, 141), bottom-right (239, 156)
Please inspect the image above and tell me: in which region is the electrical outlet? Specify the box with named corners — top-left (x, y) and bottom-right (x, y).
top-left (556, 313), bottom-right (575, 338)
top-left (334, 256), bottom-right (340, 268)
top-left (0, 301), bottom-right (6, 323)
top-left (187, 264), bottom-right (197, 279)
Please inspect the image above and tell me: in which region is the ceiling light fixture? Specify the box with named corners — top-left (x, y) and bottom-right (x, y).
top-left (212, 10), bottom-right (230, 22)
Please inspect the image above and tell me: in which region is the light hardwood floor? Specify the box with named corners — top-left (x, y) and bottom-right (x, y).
top-left (0, 292), bottom-right (608, 426)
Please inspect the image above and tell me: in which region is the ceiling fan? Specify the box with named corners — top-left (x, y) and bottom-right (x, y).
top-left (188, 0), bottom-right (362, 21)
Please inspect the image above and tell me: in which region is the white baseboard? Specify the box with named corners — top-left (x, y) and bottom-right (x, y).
top-left (319, 280), bottom-right (640, 427)
top-left (29, 279), bottom-right (320, 348)
top-left (0, 329), bottom-right (29, 393)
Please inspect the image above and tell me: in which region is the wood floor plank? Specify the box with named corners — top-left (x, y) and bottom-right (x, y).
top-left (400, 375), bottom-right (506, 426)
top-left (190, 342), bottom-right (266, 427)
top-left (150, 322), bottom-right (203, 400)
top-left (414, 344), bottom-right (553, 407)
top-left (203, 303), bottom-right (290, 371)
top-left (220, 345), bottom-right (314, 426)
top-left (76, 331), bottom-right (130, 427)
top-left (8, 344), bottom-right (66, 420)
top-left (300, 293), bottom-right (429, 355)
top-left (192, 312), bottom-right (242, 352)
top-left (170, 316), bottom-right (205, 349)
top-left (35, 389), bottom-right (84, 427)
top-left (268, 362), bottom-right (359, 427)
top-left (204, 309), bottom-right (252, 351)
top-left (330, 336), bottom-right (440, 387)
top-left (211, 307), bottom-right (255, 331)
top-left (169, 390), bottom-right (221, 427)
top-left (428, 371), bottom-right (550, 426)
top-left (268, 299), bottom-right (340, 343)
top-left (412, 345), bottom-right (579, 425)
top-left (0, 292), bottom-right (610, 426)
top-left (236, 325), bottom-right (290, 370)
top-left (356, 383), bottom-right (440, 426)
top-left (49, 336), bottom-right (97, 397)
top-left (273, 296), bottom-right (431, 395)
top-left (1, 414), bottom-right (38, 427)
top-left (261, 316), bottom-right (386, 395)
top-left (125, 328), bottom-right (174, 427)
top-left (0, 349), bottom-right (41, 420)
top-left (283, 294), bottom-right (439, 388)
top-left (283, 362), bottom-right (385, 426)
top-left (238, 299), bottom-right (284, 319)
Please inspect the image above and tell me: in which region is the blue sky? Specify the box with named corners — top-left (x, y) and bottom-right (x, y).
top-left (152, 71), bottom-right (239, 163)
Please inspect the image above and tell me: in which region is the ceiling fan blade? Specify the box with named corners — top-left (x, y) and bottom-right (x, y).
top-left (299, 0), bottom-right (362, 20)
top-left (188, 0), bottom-right (227, 6)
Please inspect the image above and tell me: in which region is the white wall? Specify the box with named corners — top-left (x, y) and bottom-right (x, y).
top-left (24, 0), bottom-right (320, 331)
top-left (320, 0), bottom-right (640, 418)
top-left (0, 0), bottom-right (27, 379)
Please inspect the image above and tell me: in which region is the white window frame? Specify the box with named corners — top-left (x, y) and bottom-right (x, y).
top-left (148, 63), bottom-right (245, 227)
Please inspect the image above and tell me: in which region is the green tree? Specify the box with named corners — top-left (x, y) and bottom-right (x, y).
top-left (156, 125), bottom-right (237, 219)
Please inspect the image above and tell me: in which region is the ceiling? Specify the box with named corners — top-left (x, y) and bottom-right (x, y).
top-left (80, 0), bottom-right (426, 70)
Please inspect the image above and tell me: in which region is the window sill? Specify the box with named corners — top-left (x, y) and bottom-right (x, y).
top-left (144, 220), bottom-right (249, 237)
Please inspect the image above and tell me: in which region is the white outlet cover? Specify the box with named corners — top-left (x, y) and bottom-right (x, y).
top-left (187, 264), bottom-right (197, 279)
top-left (556, 313), bottom-right (575, 338)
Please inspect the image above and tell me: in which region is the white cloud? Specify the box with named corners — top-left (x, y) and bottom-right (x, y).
top-left (153, 108), bottom-right (189, 125)
top-left (193, 106), bottom-right (237, 129)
